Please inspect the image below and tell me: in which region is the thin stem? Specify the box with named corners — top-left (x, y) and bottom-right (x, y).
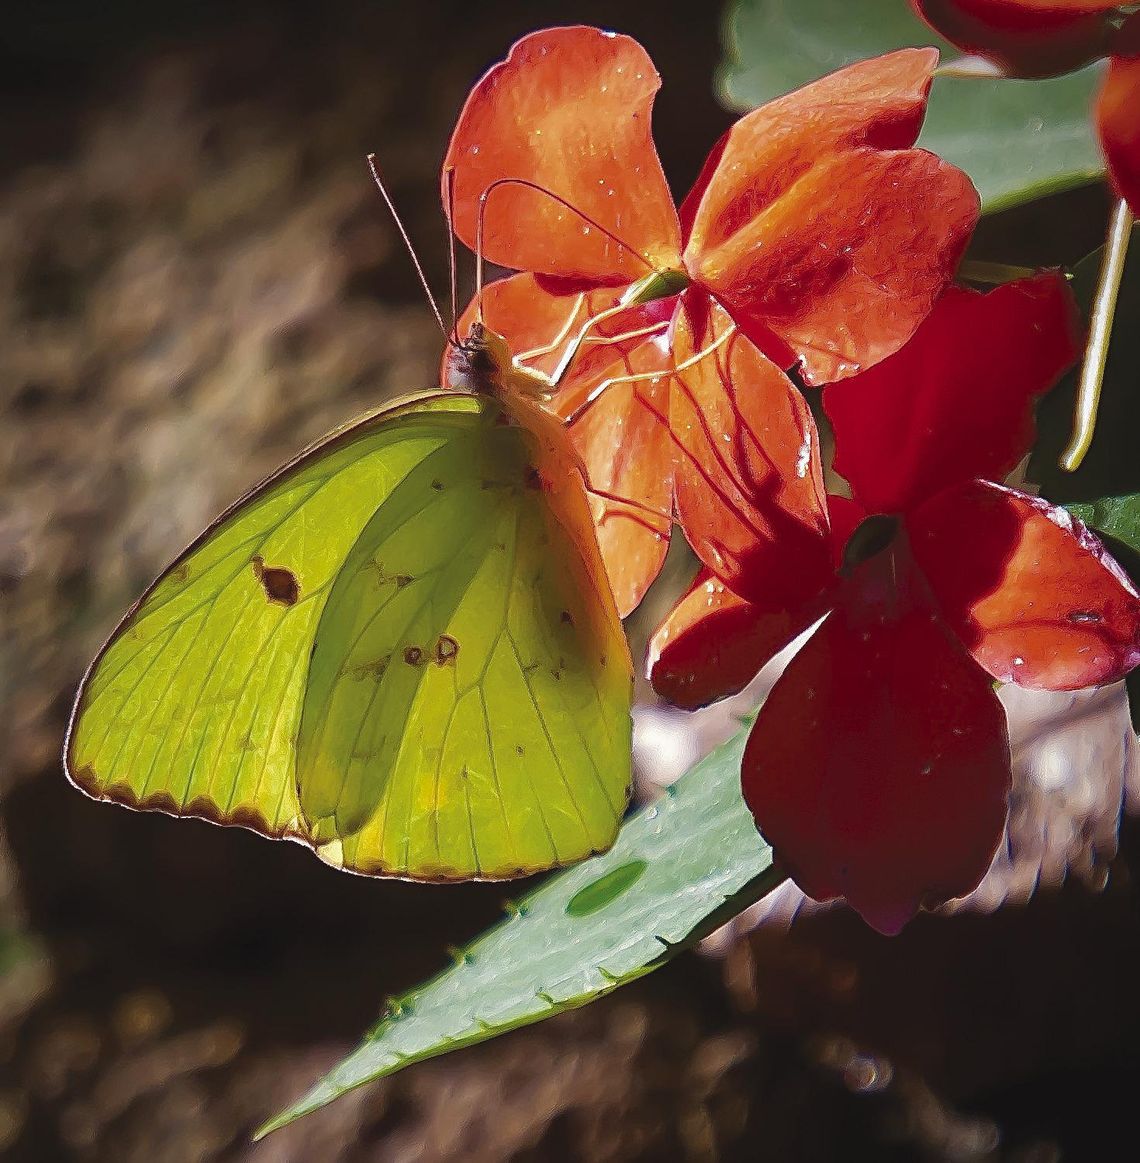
top-left (934, 54), bottom-right (1007, 80)
top-left (958, 259), bottom-right (1043, 285)
top-left (1061, 197), bottom-right (1134, 473)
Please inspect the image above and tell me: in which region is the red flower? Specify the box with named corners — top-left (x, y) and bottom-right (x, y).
top-left (912, 2), bottom-right (1140, 212)
top-left (652, 274), bottom-right (1140, 933)
top-left (443, 25), bottom-right (979, 615)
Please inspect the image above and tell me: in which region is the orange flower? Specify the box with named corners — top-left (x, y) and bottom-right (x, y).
top-left (913, 2), bottom-right (1140, 211)
top-left (444, 25), bottom-right (978, 615)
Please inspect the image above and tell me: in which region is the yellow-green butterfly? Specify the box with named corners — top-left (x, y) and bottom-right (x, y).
top-left (65, 320), bottom-right (633, 880)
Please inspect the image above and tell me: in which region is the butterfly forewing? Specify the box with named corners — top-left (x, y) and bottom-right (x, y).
top-left (66, 392), bottom-right (632, 878)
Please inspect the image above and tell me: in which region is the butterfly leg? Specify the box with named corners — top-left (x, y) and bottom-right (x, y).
top-left (563, 323), bottom-right (737, 426)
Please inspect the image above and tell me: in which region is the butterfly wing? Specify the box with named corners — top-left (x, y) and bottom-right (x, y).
top-left (67, 393), bottom-right (632, 878)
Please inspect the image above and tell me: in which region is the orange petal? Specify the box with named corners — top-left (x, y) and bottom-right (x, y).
top-left (689, 147), bottom-right (979, 385)
top-left (455, 274), bottom-right (676, 616)
top-left (682, 49), bottom-right (940, 250)
top-left (912, 481), bottom-right (1140, 689)
top-left (448, 273), bottom-right (631, 385)
top-left (670, 295), bottom-right (832, 607)
top-left (911, 1), bottom-right (1120, 77)
top-left (648, 569), bottom-right (828, 710)
top-left (1098, 50), bottom-right (1140, 215)
top-left (443, 26), bottom-right (681, 283)
top-left (557, 334), bottom-right (676, 618)
top-left (824, 275), bottom-right (1082, 514)
top-left (742, 538), bottom-right (1010, 935)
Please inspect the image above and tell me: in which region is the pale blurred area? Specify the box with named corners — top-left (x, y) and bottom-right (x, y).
top-left (634, 664), bottom-right (1138, 940)
top-left (3, 1), bottom-right (1140, 1160)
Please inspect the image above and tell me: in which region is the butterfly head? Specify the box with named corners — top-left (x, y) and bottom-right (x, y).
top-left (446, 321), bottom-right (552, 403)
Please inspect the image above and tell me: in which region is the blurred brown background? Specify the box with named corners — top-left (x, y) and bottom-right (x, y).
top-left (4, 2), bottom-right (1140, 1159)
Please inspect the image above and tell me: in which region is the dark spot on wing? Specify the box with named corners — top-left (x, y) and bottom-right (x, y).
top-left (71, 763), bottom-right (101, 796)
top-left (515, 744), bottom-right (525, 757)
top-left (600, 653), bottom-right (607, 668)
top-left (251, 554), bottom-right (299, 606)
top-left (560, 610), bottom-right (574, 626)
top-left (103, 780), bottom-right (180, 816)
top-left (184, 795), bottom-right (226, 825)
top-left (170, 563), bottom-right (190, 584)
top-left (431, 478), bottom-right (445, 491)
top-left (230, 804), bottom-right (279, 834)
top-left (404, 645), bottom-right (424, 666)
top-left (73, 765), bottom-right (285, 836)
top-left (524, 465), bottom-right (543, 490)
top-left (435, 635), bottom-right (459, 665)
top-left (395, 574), bottom-right (414, 589)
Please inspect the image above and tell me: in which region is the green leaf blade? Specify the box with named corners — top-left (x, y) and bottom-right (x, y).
top-left (718, 0), bottom-right (1105, 213)
top-left (257, 724), bottom-right (780, 1137)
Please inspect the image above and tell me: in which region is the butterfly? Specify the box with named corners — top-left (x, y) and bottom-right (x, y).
top-left (64, 306), bottom-right (634, 881)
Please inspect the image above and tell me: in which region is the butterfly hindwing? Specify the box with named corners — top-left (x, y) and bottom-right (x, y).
top-left (66, 393), bottom-right (632, 878)
top-left (298, 417), bottom-right (633, 878)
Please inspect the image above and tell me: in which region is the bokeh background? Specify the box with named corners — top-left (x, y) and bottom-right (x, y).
top-left (4, 1), bottom-right (1140, 1159)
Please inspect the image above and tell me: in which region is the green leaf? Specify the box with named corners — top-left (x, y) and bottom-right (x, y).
top-left (258, 724), bottom-right (781, 1136)
top-left (718, 0), bottom-right (1106, 213)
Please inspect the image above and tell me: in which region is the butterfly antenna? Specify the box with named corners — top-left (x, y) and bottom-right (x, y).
top-left (442, 167), bottom-right (461, 346)
top-left (474, 187), bottom-right (488, 326)
top-left (365, 154), bottom-right (448, 340)
top-left (477, 177), bottom-right (657, 273)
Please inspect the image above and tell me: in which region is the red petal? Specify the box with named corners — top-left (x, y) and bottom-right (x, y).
top-left (688, 147), bottom-right (978, 385)
top-left (823, 276), bottom-right (1082, 514)
top-left (1098, 51), bottom-right (1140, 216)
top-left (911, 1), bottom-right (1120, 77)
top-left (742, 538), bottom-right (1010, 935)
top-left (454, 273), bottom-right (675, 616)
top-left (442, 26), bottom-right (681, 283)
top-left (670, 294), bottom-right (832, 607)
top-left (912, 481), bottom-right (1140, 689)
top-left (649, 569), bottom-right (828, 710)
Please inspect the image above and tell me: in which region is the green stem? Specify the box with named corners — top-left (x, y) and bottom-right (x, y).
top-left (958, 259), bottom-right (1042, 285)
top-left (1062, 197), bottom-right (1134, 473)
top-left (933, 54), bottom-right (1007, 80)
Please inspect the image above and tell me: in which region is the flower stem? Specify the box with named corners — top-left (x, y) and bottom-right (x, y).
top-left (934, 55), bottom-right (1007, 80)
top-left (1061, 197), bottom-right (1134, 473)
top-left (958, 259), bottom-right (1041, 285)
